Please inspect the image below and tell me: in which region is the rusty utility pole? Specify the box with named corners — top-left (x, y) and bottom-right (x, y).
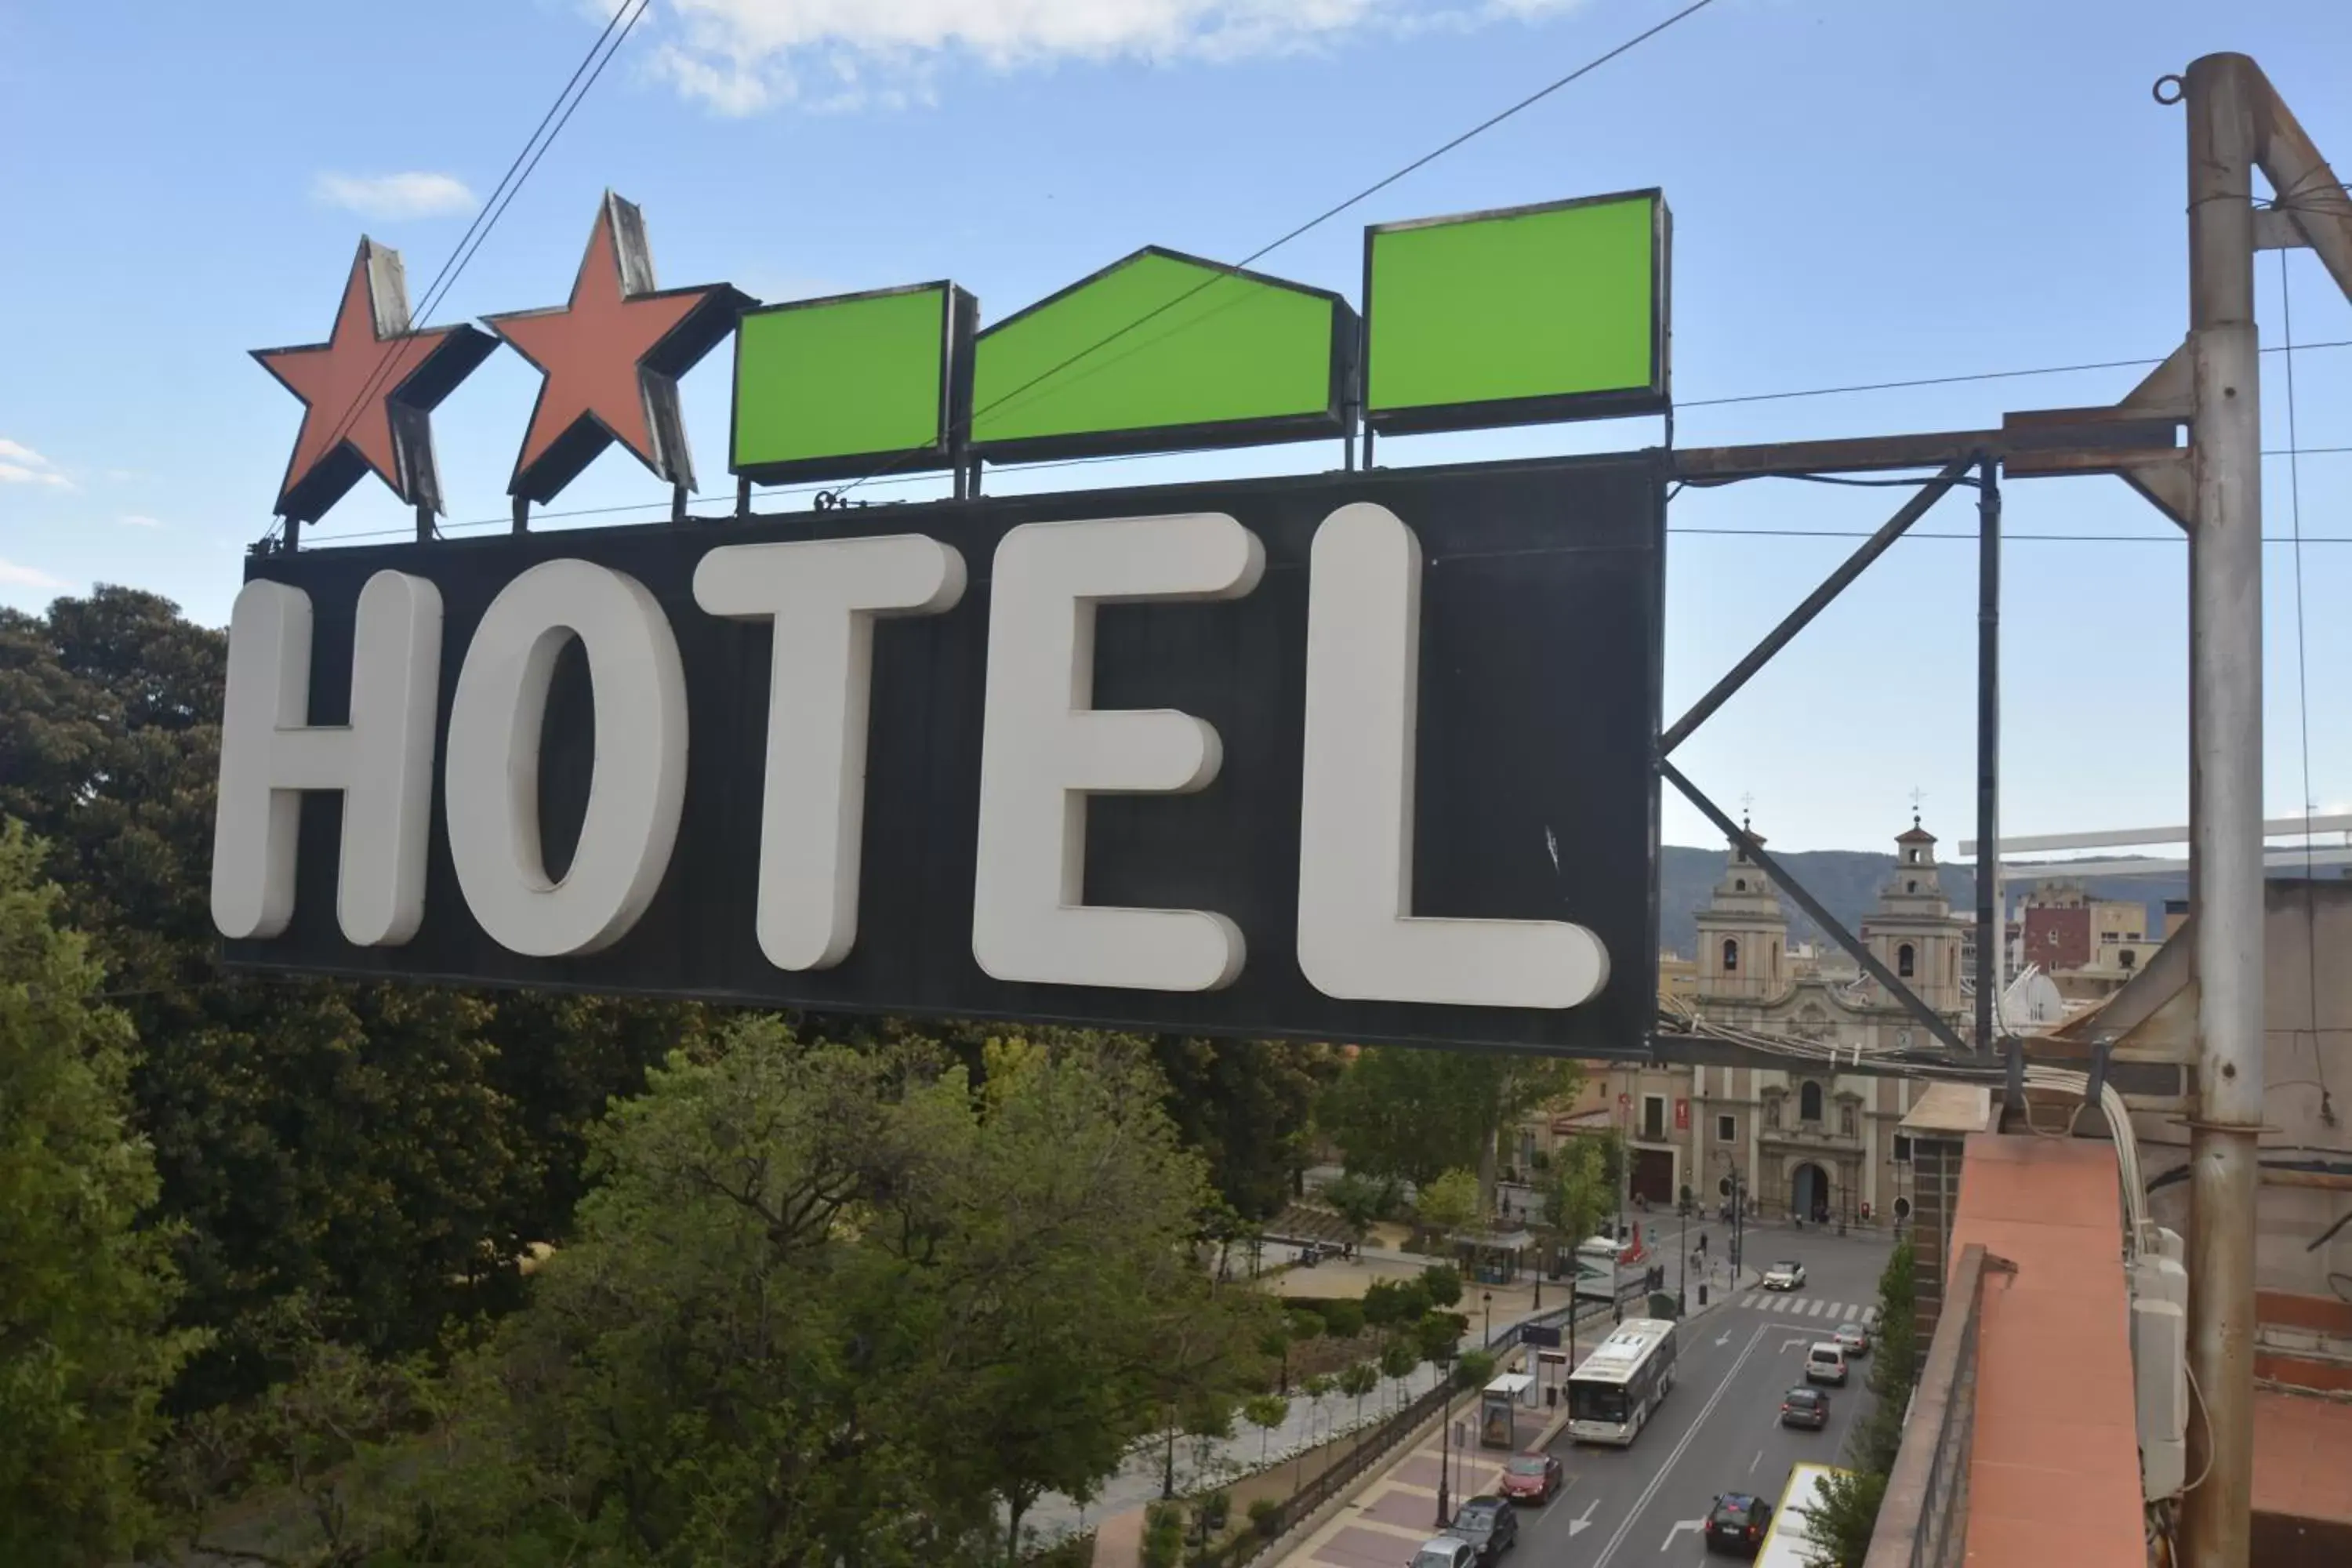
top-left (2176, 53), bottom-right (2352, 1568)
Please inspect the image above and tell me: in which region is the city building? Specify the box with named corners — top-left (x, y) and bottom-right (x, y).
top-left (1529, 815), bottom-right (1979, 1227)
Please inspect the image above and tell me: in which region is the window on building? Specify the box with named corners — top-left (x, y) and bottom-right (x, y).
top-left (1735, 878), bottom-right (1747, 891)
top-left (1642, 1095), bottom-right (1666, 1142)
top-left (1799, 1081), bottom-right (1824, 1123)
top-left (2121, 949), bottom-right (2137, 971)
top-left (1717, 1113), bottom-right (1737, 1143)
top-left (1766, 1097), bottom-right (1781, 1130)
top-left (1894, 1134), bottom-right (1913, 1163)
top-left (1907, 880), bottom-right (1918, 894)
top-left (1722, 938), bottom-right (1740, 973)
top-left (1894, 1196), bottom-right (1912, 1221)
top-left (1907, 848), bottom-right (1921, 864)
top-left (1840, 1105), bottom-right (1857, 1137)
top-left (1897, 942), bottom-right (1916, 978)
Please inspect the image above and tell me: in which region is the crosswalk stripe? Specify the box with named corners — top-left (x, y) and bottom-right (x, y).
top-left (1806, 1298), bottom-right (1827, 1316)
top-left (1864, 1306), bottom-right (1879, 1326)
top-left (1741, 1293), bottom-right (1762, 1308)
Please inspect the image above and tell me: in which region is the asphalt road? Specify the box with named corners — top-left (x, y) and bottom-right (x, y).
top-left (1504, 1225), bottom-right (1894, 1567)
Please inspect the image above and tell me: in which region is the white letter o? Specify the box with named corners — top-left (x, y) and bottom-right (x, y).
top-left (445, 559), bottom-right (688, 957)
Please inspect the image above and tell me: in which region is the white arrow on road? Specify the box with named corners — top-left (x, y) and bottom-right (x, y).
top-left (1715, 1330), bottom-right (1733, 1347)
top-left (1782, 1336), bottom-right (1815, 1352)
top-left (1567, 1498), bottom-right (1599, 1537)
top-left (1662, 1519), bottom-right (1705, 1551)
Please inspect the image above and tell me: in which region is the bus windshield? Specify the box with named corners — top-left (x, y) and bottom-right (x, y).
top-left (1569, 1380), bottom-right (1628, 1424)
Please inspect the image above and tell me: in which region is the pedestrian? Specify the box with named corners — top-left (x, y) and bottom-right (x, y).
top-left (1699, 1230), bottom-right (1708, 1256)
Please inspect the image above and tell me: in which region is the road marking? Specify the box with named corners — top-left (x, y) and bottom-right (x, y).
top-left (1806, 1298), bottom-right (1828, 1316)
top-left (1864, 1306), bottom-right (1880, 1325)
top-left (1782, 1336), bottom-right (1815, 1352)
top-left (1715, 1330), bottom-right (1733, 1347)
top-left (1751, 1447), bottom-right (1764, 1475)
top-left (1566, 1497), bottom-right (1599, 1537)
top-left (1740, 1292), bottom-right (1762, 1308)
top-left (1588, 1322), bottom-right (1769, 1568)
top-left (1662, 1519), bottom-right (1704, 1552)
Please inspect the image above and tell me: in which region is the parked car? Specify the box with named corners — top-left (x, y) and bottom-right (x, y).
top-left (1779, 1387), bottom-right (1830, 1430)
top-left (1805, 1341), bottom-right (1849, 1385)
top-left (1704, 1493), bottom-right (1773, 1555)
top-left (1498, 1451), bottom-right (1563, 1503)
top-left (1411, 1537), bottom-right (1478, 1568)
top-left (1762, 1261), bottom-right (1806, 1291)
top-left (1443, 1497), bottom-right (1519, 1564)
top-left (1834, 1321), bottom-right (1871, 1356)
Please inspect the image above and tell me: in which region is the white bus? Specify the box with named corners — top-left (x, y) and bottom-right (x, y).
top-left (1755, 1461), bottom-right (1852, 1568)
top-left (1565, 1317), bottom-right (1678, 1445)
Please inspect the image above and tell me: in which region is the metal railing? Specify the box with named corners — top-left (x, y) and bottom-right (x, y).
top-left (1864, 1242), bottom-right (2013, 1568)
top-left (1234, 1374), bottom-right (1454, 1563)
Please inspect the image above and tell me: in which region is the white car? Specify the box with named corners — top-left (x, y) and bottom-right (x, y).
top-left (1762, 1261), bottom-right (1806, 1291)
top-left (1834, 1321), bottom-right (1872, 1356)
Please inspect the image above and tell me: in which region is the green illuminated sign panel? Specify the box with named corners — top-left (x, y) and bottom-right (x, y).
top-left (1364, 189), bottom-right (1668, 434)
top-left (967, 248), bottom-right (1355, 463)
top-left (731, 281), bottom-right (976, 484)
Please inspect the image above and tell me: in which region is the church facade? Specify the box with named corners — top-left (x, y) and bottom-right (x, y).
top-left (1529, 816), bottom-right (1969, 1228)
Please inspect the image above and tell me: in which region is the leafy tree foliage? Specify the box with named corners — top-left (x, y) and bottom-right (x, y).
top-left (0, 589), bottom-right (713, 1410)
top-left (0, 822), bottom-right (203, 1563)
top-left (1809, 1238), bottom-right (1920, 1566)
top-left (368, 1020), bottom-right (1272, 1566)
top-left (1149, 1036), bottom-right (1337, 1222)
top-left (1319, 1047), bottom-right (1582, 1216)
top-left (1543, 1132), bottom-right (1619, 1243)
top-left (1416, 1169), bottom-right (1482, 1236)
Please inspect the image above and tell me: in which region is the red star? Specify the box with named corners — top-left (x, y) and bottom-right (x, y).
top-left (252, 239), bottom-right (494, 523)
top-left (485, 193), bottom-right (750, 503)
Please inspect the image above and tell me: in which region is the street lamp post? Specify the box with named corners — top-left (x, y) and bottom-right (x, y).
top-left (1483, 1290), bottom-right (1493, 1349)
top-left (1678, 1193), bottom-right (1689, 1317)
top-left (1435, 1356), bottom-right (1457, 1527)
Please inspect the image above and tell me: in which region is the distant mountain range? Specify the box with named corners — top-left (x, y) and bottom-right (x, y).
top-left (1654, 844), bottom-right (2193, 957)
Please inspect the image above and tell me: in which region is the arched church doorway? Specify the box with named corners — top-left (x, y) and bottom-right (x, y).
top-left (1791, 1161), bottom-right (1829, 1224)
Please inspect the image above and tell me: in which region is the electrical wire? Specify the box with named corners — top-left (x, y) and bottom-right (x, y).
top-left (822, 0), bottom-right (1723, 500)
top-left (2278, 251), bottom-right (2335, 1129)
top-left (265, 0), bottom-right (651, 541)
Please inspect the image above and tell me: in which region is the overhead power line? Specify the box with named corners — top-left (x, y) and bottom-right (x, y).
top-left (269, 0), bottom-right (652, 539)
top-left (828, 0), bottom-right (1724, 497)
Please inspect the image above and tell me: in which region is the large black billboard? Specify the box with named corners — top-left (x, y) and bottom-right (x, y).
top-left (214, 454), bottom-right (1663, 1056)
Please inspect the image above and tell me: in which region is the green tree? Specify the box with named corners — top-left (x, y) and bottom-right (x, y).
top-left (1242, 1394), bottom-right (1289, 1469)
top-left (1336, 1361), bottom-right (1380, 1429)
top-left (1149, 1038), bottom-right (1338, 1222)
top-left (1362, 1276), bottom-right (1431, 1331)
top-left (0, 821), bottom-right (205, 1563)
top-left (1805, 1467), bottom-right (1889, 1568)
top-left (1319, 1172), bottom-right (1391, 1247)
top-left (1417, 1169), bottom-right (1481, 1239)
top-left (1319, 1298), bottom-right (1365, 1339)
top-left (387, 1022), bottom-right (1272, 1565)
top-left (1419, 1263), bottom-right (1464, 1308)
top-left (1378, 1338), bottom-right (1419, 1414)
top-left (1319, 1048), bottom-right (1582, 1220)
top-left (0, 590), bottom-right (712, 1414)
top-left (1806, 1239), bottom-right (1921, 1566)
top-left (1453, 1348), bottom-right (1497, 1392)
top-left (1544, 1133), bottom-right (1618, 1244)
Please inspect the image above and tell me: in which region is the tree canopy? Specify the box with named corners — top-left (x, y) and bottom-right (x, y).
top-left (0, 822), bottom-right (202, 1562)
top-left (1318, 1047), bottom-right (1582, 1216)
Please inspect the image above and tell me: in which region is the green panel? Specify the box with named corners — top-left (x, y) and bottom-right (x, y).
top-left (1367, 194), bottom-right (1657, 415)
top-left (972, 252), bottom-right (1337, 448)
top-left (733, 286), bottom-right (946, 471)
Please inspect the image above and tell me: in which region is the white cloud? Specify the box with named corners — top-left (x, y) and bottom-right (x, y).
top-left (646, 0), bottom-right (1581, 114)
top-left (311, 171), bottom-right (479, 220)
top-left (120, 514), bottom-right (163, 528)
top-left (0, 558), bottom-right (69, 590)
top-left (0, 437), bottom-right (69, 488)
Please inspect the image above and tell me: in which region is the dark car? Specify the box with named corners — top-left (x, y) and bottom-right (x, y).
top-left (1443, 1496), bottom-right (1519, 1564)
top-left (1780, 1387), bottom-right (1830, 1430)
top-left (1704, 1493), bottom-right (1773, 1556)
top-left (1497, 1451), bottom-right (1563, 1503)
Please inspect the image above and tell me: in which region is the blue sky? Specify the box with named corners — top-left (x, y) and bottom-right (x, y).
top-left (2, 0), bottom-right (2347, 852)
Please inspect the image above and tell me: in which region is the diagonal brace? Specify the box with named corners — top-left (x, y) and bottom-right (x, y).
top-left (1661, 759), bottom-right (1976, 1058)
top-left (1661, 457), bottom-right (1973, 755)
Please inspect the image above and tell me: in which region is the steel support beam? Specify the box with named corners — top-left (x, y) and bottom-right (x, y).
top-left (1661, 760), bottom-right (1974, 1058)
top-left (1661, 458), bottom-right (1971, 755)
top-left (2180, 53), bottom-right (2267, 1568)
top-left (1976, 458), bottom-right (2002, 1053)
